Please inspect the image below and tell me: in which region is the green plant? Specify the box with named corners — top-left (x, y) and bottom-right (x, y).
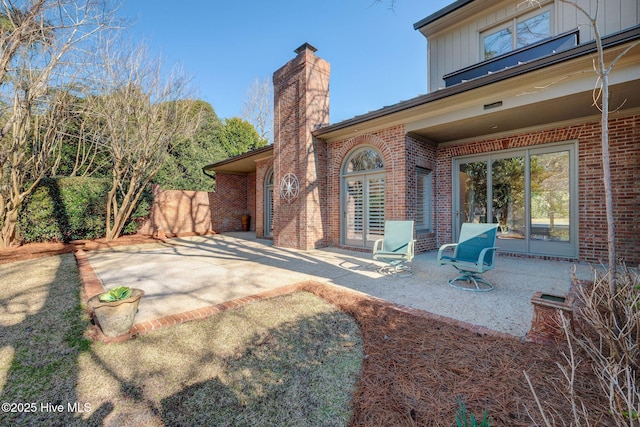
top-left (98, 286), bottom-right (133, 303)
top-left (18, 177), bottom-right (110, 242)
top-left (455, 397), bottom-right (490, 427)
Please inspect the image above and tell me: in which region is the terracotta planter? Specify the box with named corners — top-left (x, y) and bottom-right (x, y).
top-left (241, 214), bottom-right (251, 232)
top-left (88, 289), bottom-right (144, 337)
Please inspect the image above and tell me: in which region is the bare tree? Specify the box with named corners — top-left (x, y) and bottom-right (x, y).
top-left (559, 0), bottom-right (639, 292)
top-left (241, 76), bottom-right (272, 143)
top-left (88, 41), bottom-right (201, 240)
top-left (520, 0), bottom-right (639, 292)
top-left (0, 0), bottom-right (114, 248)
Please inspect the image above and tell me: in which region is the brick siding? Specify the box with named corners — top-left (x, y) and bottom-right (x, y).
top-left (200, 47), bottom-right (639, 266)
top-left (272, 44), bottom-right (330, 250)
top-left (210, 173), bottom-right (249, 232)
top-left (138, 186), bottom-right (213, 236)
top-left (435, 114), bottom-right (640, 264)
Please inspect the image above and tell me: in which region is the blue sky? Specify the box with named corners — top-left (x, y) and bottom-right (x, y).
top-left (117, 0), bottom-right (453, 124)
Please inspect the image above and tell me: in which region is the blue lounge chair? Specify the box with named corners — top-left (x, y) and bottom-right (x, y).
top-left (373, 220), bottom-right (415, 276)
top-left (437, 223), bottom-right (499, 291)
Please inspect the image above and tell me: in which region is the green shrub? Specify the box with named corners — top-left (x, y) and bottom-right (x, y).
top-left (19, 177), bottom-right (109, 243)
top-left (19, 177), bottom-right (152, 243)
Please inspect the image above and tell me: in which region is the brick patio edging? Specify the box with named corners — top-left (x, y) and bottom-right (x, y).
top-left (75, 249), bottom-right (521, 343)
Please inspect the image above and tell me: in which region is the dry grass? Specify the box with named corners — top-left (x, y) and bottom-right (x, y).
top-left (0, 255), bottom-right (91, 426)
top-left (77, 292), bottom-right (363, 426)
top-left (0, 256), bottom-right (363, 426)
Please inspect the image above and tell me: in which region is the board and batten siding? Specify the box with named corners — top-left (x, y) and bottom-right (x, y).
top-left (426, 0), bottom-right (640, 92)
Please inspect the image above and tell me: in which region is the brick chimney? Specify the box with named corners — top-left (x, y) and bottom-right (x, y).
top-left (272, 43), bottom-right (330, 250)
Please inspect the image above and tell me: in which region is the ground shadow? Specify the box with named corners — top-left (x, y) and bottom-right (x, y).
top-left (80, 294), bottom-right (362, 426)
top-left (0, 254), bottom-right (102, 426)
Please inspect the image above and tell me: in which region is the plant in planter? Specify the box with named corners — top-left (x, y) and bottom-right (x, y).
top-left (88, 286), bottom-right (144, 337)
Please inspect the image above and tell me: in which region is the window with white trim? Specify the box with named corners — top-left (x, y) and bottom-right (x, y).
top-left (482, 7), bottom-right (552, 60)
top-left (416, 167), bottom-right (432, 232)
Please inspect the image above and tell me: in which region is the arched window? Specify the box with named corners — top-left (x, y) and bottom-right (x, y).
top-left (341, 147), bottom-right (385, 247)
top-left (344, 148), bottom-right (385, 173)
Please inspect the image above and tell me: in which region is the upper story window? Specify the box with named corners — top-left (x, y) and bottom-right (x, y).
top-left (482, 8), bottom-right (551, 60)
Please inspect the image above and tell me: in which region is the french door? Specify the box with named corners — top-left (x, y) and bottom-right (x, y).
top-left (264, 169), bottom-right (274, 237)
top-left (343, 173), bottom-right (385, 247)
top-left (454, 143), bottom-right (576, 258)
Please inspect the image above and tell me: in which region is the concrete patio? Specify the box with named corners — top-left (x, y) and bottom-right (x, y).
top-left (84, 232), bottom-right (593, 338)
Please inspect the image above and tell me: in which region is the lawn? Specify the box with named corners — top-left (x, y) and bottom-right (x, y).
top-left (0, 255), bottom-right (362, 426)
top-left (0, 250), bottom-right (613, 426)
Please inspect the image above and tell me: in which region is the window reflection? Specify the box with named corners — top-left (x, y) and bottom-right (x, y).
top-left (483, 9), bottom-right (551, 60)
top-left (530, 151), bottom-right (570, 242)
top-left (492, 157), bottom-right (525, 239)
top-left (346, 149), bottom-right (384, 173)
top-left (459, 161), bottom-right (487, 223)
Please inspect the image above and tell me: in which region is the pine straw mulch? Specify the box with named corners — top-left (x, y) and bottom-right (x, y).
top-left (1, 235), bottom-right (612, 426)
top-left (297, 282), bottom-right (612, 426)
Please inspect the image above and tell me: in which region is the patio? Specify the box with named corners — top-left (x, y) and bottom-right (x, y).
top-left (84, 232), bottom-right (593, 338)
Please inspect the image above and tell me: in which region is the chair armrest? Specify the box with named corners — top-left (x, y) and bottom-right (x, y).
top-left (437, 243), bottom-right (458, 262)
top-left (406, 240), bottom-right (416, 262)
top-left (477, 246), bottom-right (499, 265)
top-left (373, 239), bottom-right (384, 254)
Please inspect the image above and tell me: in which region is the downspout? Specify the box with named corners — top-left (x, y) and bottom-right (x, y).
top-left (202, 167), bottom-right (216, 180)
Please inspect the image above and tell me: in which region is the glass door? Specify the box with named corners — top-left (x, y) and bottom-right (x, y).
top-left (454, 143), bottom-right (576, 257)
top-left (264, 169), bottom-right (274, 237)
top-left (456, 159), bottom-right (488, 234)
top-left (344, 177), bottom-right (364, 245)
top-left (492, 155), bottom-right (526, 253)
top-left (529, 149), bottom-right (572, 255)
top-left (344, 173), bottom-right (385, 247)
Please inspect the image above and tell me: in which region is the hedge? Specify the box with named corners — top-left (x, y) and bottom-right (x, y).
top-left (18, 177), bottom-right (151, 243)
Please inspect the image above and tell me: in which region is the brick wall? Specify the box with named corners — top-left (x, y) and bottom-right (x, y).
top-left (247, 172), bottom-right (256, 232)
top-left (319, 113), bottom-right (638, 264)
top-left (326, 127), bottom-right (408, 248)
top-left (325, 129), bottom-right (439, 252)
top-left (406, 134), bottom-right (438, 253)
top-left (272, 44), bottom-right (330, 250)
top-left (210, 173), bottom-right (249, 233)
top-left (578, 115), bottom-right (639, 264)
top-left (435, 113), bottom-right (640, 264)
top-left (138, 186), bottom-right (213, 236)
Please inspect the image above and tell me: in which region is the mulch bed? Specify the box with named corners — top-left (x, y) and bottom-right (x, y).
top-left (301, 283), bottom-right (610, 426)
top-left (1, 235), bottom-right (611, 426)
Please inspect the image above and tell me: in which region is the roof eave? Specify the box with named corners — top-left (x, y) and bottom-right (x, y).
top-left (413, 0), bottom-right (475, 31)
top-left (313, 25), bottom-right (640, 139)
top-left (202, 144), bottom-right (274, 174)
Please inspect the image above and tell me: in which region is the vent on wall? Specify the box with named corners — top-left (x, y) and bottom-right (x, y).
top-left (484, 101), bottom-right (503, 110)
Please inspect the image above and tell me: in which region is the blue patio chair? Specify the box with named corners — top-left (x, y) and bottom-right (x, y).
top-left (373, 220), bottom-right (415, 276)
top-left (437, 223), bottom-right (499, 291)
